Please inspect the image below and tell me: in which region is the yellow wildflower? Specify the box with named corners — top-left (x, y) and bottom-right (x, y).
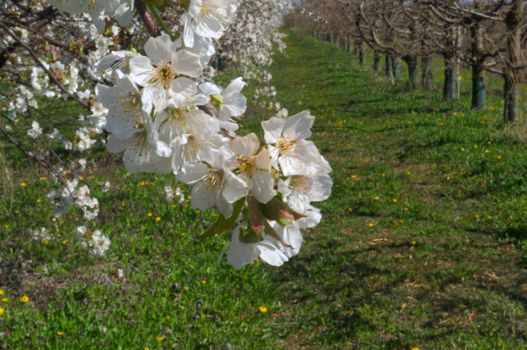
top-left (0, 307), bottom-right (4, 316)
top-left (20, 295), bottom-right (29, 303)
top-left (156, 335), bottom-right (165, 342)
top-left (57, 331), bottom-right (64, 336)
top-left (20, 182), bottom-right (27, 187)
top-left (259, 306), bottom-right (268, 314)
top-left (155, 216), bottom-right (161, 223)
top-left (0, 289), bottom-right (4, 296)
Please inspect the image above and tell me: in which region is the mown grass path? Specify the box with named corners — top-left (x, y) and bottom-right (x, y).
top-left (261, 30), bottom-right (527, 349)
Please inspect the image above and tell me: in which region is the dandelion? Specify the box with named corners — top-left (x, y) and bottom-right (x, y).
top-left (20, 295), bottom-right (29, 303)
top-left (347, 208), bottom-right (353, 213)
top-left (259, 305), bottom-right (268, 313)
top-left (57, 331), bottom-right (64, 336)
top-left (373, 196), bottom-right (380, 201)
top-left (0, 307), bottom-right (4, 316)
top-left (39, 176), bottom-right (46, 182)
top-left (411, 241), bottom-right (416, 246)
top-left (0, 289), bottom-right (4, 296)
top-left (367, 223), bottom-right (376, 228)
top-left (20, 182), bottom-right (27, 187)
top-left (156, 335), bottom-right (165, 342)
top-left (2, 298), bottom-right (9, 303)
top-left (155, 216), bottom-right (161, 223)
top-left (36, 198), bottom-right (43, 204)
top-left (392, 198), bottom-right (398, 203)
top-left (411, 347), bottom-right (420, 350)
top-left (147, 212), bottom-right (153, 218)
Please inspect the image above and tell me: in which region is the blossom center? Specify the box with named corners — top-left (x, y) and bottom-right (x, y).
top-left (237, 155), bottom-right (257, 176)
top-left (206, 169), bottom-right (225, 189)
top-left (150, 62), bottom-right (175, 90)
top-left (276, 137), bottom-right (295, 155)
top-left (291, 176), bottom-right (310, 192)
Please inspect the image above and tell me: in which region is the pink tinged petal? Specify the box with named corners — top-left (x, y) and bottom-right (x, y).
top-left (173, 50), bottom-right (203, 78)
top-left (144, 33), bottom-right (176, 65)
top-left (262, 117), bottom-right (285, 144)
top-left (309, 175), bottom-right (333, 202)
top-left (255, 148), bottom-right (271, 172)
top-left (194, 14), bottom-right (224, 39)
top-left (230, 133), bottom-right (259, 157)
top-left (187, 110), bottom-right (221, 135)
top-left (251, 171), bottom-right (276, 204)
top-left (279, 155), bottom-right (318, 177)
top-left (286, 191), bottom-right (310, 214)
top-left (192, 94), bottom-right (210, 106)
top-left (227, 230), bottom-right (258, 270)
top-left (176, 162), bottom-right (208, 184)
top-left (172, 77), bottom-right (197, 95)
top-left (220, 93), bottom-right (247, 119)
top-left (183, 14), bottom-right (195, 48)
top-left (106, 135), bottom-right (133, 153)
top-left (277, 224), bottom-right (303, 257)
top-left (191, 180), bottom-right (217, 210)
top-left (123, 141), bottom-right (168, 174)
top-left (129, 55), bottom-right (154, 86)
top-left (199, 82), bottom-right (221, 96)
top-left (297, 205), bottom-right (322, 229)
top-left (226, 77), bottom-right (246, 95)
top-left (283, 111), bottom-right (314, 141)
top-left (256, 240), bottom-right (289, 267)
top-left (141, 84), bottom-right (170, 114)
top-left (223, 170), bottom-right (249, 203)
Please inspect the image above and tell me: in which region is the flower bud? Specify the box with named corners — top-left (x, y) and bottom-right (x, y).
top-left (261, 198), bottom-right (305, 226)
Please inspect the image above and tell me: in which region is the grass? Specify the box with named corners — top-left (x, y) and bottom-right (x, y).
top-left (2, 29), bottom-right (527, 349)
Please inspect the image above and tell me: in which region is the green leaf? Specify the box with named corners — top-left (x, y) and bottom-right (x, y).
top-left (200, 198), bottom-right (245, 238)
top-left (147, 0), bottom-right (170, 11)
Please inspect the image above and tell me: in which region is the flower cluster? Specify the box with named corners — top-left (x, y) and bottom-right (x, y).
top-left (94, 3), bottom-right (332, 269)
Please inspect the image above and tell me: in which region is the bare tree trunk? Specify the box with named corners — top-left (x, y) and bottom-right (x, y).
top-left (358, 41), bottom-right (365, 65)
top-left (443, 56), bottom-right (458, 101)
top-left (373, 50), bottom-right (381, 72)
top-left (470, 13), bottom-right (486, 110)
top-left (392, 56), bottom-right (402, 80)
top-left (471, 61), bottom-right (486, 110)
top-left (503, 0), bottom-right (524, 123)
top-left (404, 55), bottom-right (418, 90)
top-left (385, 54), bottom-right (394, 81)
top-left (421, 56), bottom-right (433, 90)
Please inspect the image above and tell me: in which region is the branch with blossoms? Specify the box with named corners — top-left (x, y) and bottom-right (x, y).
top-left (1, 0), bottom-right (332, 269)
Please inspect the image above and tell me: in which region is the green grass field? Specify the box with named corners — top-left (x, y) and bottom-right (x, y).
top-left (2, 29), bottom-right (527, 349)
